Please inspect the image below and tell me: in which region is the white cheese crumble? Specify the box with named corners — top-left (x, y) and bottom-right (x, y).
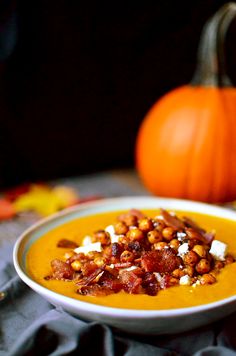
top-left (192, 280), bottom-right (201, 287)
top-left (178, 243), bottom-right (189, 257)
top-left (74, 242), bottom-right (102, 255)
top-left (177, 232), bottom-right (187, 241)
top-left (105, 225), bottom-right (115, 235)
top-left (153, 272), bottom-right (162, 282)
top-left (209, 240), bottom-right (228, 261)
top-left (82, 235), bottom-right (92, 246)
top-left (154, 215), bottom-right (164, 220)
top-left (105, 225), bottom-right (120, 243)
top-left (179, 275), bottom-right (191, 285)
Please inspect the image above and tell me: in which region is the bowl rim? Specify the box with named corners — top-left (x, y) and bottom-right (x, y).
top-left (13, 196), bottom-right (236, 319)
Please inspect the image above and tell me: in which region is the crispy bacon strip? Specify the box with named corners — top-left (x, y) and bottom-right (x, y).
top-left (160, 209), bottom-right (185, 229)
top-left (141, 250), bottom-right (181, 273)
top-left (76, 268), bottom-right (104, 286)
top-left (77, 284), bottom-right (114, 296)
top-left (183, 216), bottom-right (206, 234)
top-left (51, 259), bottom-right (74, 280)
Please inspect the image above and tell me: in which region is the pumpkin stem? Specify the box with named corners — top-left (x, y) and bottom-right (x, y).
top-left (191, 2), bottom-right (236, 87)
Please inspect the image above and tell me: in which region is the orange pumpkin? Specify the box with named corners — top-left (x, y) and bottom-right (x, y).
top-left (136, 3), bottom-right (236, 203)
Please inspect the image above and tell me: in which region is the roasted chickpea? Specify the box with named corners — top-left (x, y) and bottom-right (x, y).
top-left (126, 228), bottom-right (144, 241)
top-left (169, 238), bottom-right (180, 250)
top-left (195, 258), bottom-right (211, 274)
top-left (183, 250), bottom-right (199, 266)
top-left (147, 230), bottom-right (162, 244)
top-left (64, 251), bottom-right (75, 260)
top-left (192, 244), bottom-right (207, 258)
top-left (68, 252), bottom-right (89, 264)
top-left (209, 269), bottom-right (218, 278)
top-left (225, 255), bottom-right (235, 265)
top-left (71, 260), bottom-right (82, 271)
top-left (169, 277), bottom-right (179, 286)
top-left (94, 257), bottom-right (106, 267)
top-left (172, 268), bottom-right (185, 279)
top-left (188, 239), bottom-right (202, 249)
top-left (138, 218), bottom-right (154, 232)
top-left (121, 214), bottom-right (138, 227)
top-left (154, 242), bottom-right (168, 250)
top-left (183, 265), bottom-right (195, 277)
top-left (114, 222), bottom-right (129, 235)
top-left (87, 251), bottom-right (102, 260)
top-left (118, 236), bottom-right (130, 249)
top-left (162, 227), bottom-right (176, 241)
top-left (154, 220), bottom-right (165, 232)
top-left (102, 246), bottom-right (112, 260)
top-left (93, 230), bottom-right (111, 245)
top-left (200, 274), bottom-right (216, 285)
top-left (120, 250), bottom-right (134, 263)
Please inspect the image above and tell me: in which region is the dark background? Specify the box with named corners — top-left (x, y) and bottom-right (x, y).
top-left (0, 0), bottom-right (235, 188)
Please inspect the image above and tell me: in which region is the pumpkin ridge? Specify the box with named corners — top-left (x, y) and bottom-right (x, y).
top-left (185, 88), bottom-right (214, 201)
top-left (212, 90), bottom-right (230, 202)
top-left (181, 87), bottom-right (203, 200)
top-left (208, 91), bottom-right (225, 202)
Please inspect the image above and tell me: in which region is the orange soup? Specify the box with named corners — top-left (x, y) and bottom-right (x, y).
top-left (26, 210), bottom-right (236, 310)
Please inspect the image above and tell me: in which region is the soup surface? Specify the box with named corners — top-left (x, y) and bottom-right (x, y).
top-left (26, 209), bottom-right (236, 309)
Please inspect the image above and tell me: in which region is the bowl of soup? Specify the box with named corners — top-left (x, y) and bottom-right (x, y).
top-left (13, 197), bottom-right (236, 334)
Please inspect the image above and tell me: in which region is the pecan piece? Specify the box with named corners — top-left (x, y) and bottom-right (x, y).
top-left (57, 239), bottom-right (78, 249)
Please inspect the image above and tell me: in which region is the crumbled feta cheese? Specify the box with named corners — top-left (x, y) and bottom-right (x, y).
top-left (105, 225), bottom-right (115, 235)
top-left (153, 272), bottom-right (162, 282)
top-left (109, 264), bottom-right (115, 269)
top-left (82, 235), bottom-right (92, 246)
top-left (209, 240), bottom-right (228, 261)
top-left (192, 280), bottom-right (201, 287)
top-left (179, 275), bottom-right (191, 285)
top-left (154, 215), bottom-right (164, 220)
top-left (178, 243), bottom-right (189, 256)
top-left (105, 225), bottom-right (120, 243)
top-left (111, 236), bottom-right (120, 243)
top-left (177, 232), bottom-right (187, 241)
top-left (74, 242), bottom-right (102, 255)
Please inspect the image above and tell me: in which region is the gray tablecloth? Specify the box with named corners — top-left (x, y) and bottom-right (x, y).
top-left (1, 170), bottom-right (236, 356)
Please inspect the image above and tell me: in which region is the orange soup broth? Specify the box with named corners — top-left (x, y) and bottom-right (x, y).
top-left (26, 209), bottom-right (236, 310)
